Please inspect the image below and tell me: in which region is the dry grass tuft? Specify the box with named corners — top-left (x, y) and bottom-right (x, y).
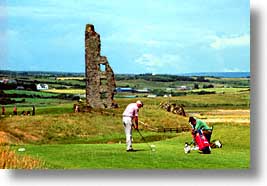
top-left (0, 146), bottom-right (44, 169)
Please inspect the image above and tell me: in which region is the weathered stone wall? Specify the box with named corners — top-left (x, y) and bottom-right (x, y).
top-left (85, 24), bottom-right (116, 108)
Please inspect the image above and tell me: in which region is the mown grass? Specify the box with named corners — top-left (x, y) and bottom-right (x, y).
top-left (4, 90), bottom-right (59, 97)
top-left (2, 103), bottom-right (73, 116)
top-left (13, 123), bottom-right (249, 169)
top-left (12, 98), bottom-right (70, 105)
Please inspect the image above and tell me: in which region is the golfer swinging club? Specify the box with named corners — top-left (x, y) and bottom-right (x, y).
top-left (122, 100), bottom-right (143, 152)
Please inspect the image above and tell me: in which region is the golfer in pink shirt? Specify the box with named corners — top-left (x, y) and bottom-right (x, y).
top-left (122, 100), bottom-right (143, 152)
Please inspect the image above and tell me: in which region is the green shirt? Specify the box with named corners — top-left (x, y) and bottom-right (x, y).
top-left (195, 119), bottom-right (211, 130)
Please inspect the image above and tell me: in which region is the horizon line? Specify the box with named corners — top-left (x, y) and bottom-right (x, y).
top-left (0, 69), bottom-right (250, 75)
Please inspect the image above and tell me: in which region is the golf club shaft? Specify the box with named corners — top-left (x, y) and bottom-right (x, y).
top-left (136, 129), bottom-right (153, 150)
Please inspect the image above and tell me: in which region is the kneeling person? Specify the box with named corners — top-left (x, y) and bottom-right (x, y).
top-left (189, 116), bottom-right (212, 143)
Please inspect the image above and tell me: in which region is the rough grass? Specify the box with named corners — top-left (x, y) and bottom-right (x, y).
top-left (0, 110), bottom-right (180, 144)
top-left (0, 146), bottom-right (44, 169)
top-left (0, 91), bottom-right (250, 169)
top-left (0, 92), bottom-right (250, 145)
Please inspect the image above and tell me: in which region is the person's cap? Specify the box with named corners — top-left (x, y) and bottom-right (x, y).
top-left (136, 100), bottom-right (143, 107)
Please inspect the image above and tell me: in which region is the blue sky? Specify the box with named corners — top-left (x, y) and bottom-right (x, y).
top-left (0, 0), bottom-right (250, 74)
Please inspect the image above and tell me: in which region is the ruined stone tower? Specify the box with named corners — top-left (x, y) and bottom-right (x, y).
top-left (85, 24), bottom-right (116, 108)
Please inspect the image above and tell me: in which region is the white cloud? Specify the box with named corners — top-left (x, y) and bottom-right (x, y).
top-left (223, 68), bottom-right (243, 72)
top-left (5, 1), bottom-right (250, 73)
top-left (210, 34), bottom-right (250, 49)
top-left (135, 53), bottom-right (184, 73)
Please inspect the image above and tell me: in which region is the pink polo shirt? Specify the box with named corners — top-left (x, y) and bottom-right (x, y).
top-left (122, 103), bottom-right (139, 118)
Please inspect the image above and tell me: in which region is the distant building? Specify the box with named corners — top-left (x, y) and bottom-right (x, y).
top-left (0, 79), bottom-right (17, 90)
top-left (163, 94), bottom-right (172, 97)
top-left (177, 86), bottom-right (190, 90)
top-left (147, 94), bottom-right (157, 98)
top-left (115, 87), bottom-right (135, 93)
top-left (36, 83), bottom-right (49, 90)
top-left (116, 87), bottom-right (150, 93)
top-left (0, 79), bottom-right (17, 84)
top-left (135, 88), bottom-right (150, 93)
top-left (0, 79), bottom-right (9, 84)
top-left (16, 86), bottom-right (25, 90)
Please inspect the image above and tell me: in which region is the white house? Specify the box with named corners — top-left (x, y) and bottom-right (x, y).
top-left (36, 83), bottom-right (49, 90)
top-left (147, 94), bottom-right (157, 98)
top-left (135, 88), bottom-right (150, 93)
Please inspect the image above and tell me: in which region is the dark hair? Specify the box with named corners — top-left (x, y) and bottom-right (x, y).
top-left (189, 116), bottom-right (196, 123)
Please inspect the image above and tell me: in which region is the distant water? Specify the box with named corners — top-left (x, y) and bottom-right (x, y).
top-left (179, 72), bottom-right (250, 78)
top-left (0, 70), bottom-right (250, 78)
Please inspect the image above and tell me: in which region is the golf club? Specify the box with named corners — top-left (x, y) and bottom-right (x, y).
top-left (135, 128), bottom-right (154, 151)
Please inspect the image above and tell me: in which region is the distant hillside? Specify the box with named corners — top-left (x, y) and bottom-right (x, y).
top-left (180, 72), bottom-right (250, 78)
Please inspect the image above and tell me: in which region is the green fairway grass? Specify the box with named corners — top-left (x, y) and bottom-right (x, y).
top-left (14, 124), bottom-right (249, 169)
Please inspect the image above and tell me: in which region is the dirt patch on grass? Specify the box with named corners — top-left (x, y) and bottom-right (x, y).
top-left (0, 131), bottom-right (21, 144)
top-left (13, 129), bottom-right (40, 142)
top-left (206, 109), bottom-right (250, 115)
top-left (205, 118), bottom-right (250, 124)
top-left (191, 109), bottom-right (250, 124)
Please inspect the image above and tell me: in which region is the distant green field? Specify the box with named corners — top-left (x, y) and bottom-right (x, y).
top-left (11, 98), bottom-right (70, 105)
top-left (116, 78), bottom-right (249, 90)
top-left (4, 90), bottom-right (59, 97)
top-left (42, 89), bottom-right (85, 94)
top-left (188, 87), bottom-right (249, 94)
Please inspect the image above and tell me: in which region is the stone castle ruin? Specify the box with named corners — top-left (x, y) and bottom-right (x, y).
top-left (159, 102), bottom-right (186, 116)
top-left (85, 24), bottom-right (116, 108)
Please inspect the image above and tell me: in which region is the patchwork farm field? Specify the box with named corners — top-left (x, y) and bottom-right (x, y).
top-left (0, 90), bottom-right (250, 169)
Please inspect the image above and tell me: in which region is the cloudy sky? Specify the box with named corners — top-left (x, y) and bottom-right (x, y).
top-left (0, 0), bottom-right (250, 74)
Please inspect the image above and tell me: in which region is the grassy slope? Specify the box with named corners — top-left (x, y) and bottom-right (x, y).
top-left (0, 110), bottom-right (182, 144)
top-left (1, 91), bottom-right (250, 169)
